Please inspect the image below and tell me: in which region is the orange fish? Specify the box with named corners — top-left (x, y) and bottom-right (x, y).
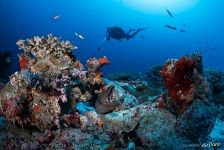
top-left (99, 56), bottom-right (110, 66)
top-left (19, 55), bottom-right (28, 70)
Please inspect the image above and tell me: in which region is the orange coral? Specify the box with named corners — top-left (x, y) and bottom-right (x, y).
top-left (99, 56), bottom-right (110, 66)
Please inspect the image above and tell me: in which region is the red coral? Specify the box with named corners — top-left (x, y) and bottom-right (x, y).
top-left (161, 56), bottom-right (198, 113)
top-left (19, 54), bottom-right (28, 70)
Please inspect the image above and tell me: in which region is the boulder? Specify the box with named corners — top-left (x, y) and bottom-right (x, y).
top-left (136, 109), bottom-right (178, 149)
top-left (175, 100), bottom-right (216, 142)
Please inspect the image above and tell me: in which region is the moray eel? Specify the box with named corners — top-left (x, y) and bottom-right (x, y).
top-left (95, 85), bottom-right (121, 114)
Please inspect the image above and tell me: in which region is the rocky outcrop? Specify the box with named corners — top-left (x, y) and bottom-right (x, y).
top-left (175, 100), bottom-right (216, 142)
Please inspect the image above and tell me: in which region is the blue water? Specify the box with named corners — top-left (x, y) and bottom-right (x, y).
top-left (0, 0), bottom-right (224, 75)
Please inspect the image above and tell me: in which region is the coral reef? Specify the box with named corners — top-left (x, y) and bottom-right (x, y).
top-left (0, 37), bottom-right (219, 149)
top-left (0, 34), bottom-right (114, 131)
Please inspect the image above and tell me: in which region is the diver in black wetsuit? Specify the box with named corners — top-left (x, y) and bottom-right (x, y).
top-left (106, 26), bottom-right (146, 41)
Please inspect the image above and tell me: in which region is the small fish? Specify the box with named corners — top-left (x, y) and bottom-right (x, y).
top-left (165, 25), bottom-right (177, 30)
top-left (53, 15), bottom-right (61, 20)
top-left (165, 8), bottom-right (173, 18)
top-left (179, 29), bottom-right (186, 33)
top-left (141, 36), bottom-right (145, 39)
top-left (75, 32), bottom-right (84, 40)
top-left (97, 47), bottom-right (101, 50)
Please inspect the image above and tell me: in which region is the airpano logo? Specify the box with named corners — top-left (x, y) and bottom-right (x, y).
top-left (201, 142), bottom-right (222, 148)
top-left (183, 142), bottom-right (222, 148)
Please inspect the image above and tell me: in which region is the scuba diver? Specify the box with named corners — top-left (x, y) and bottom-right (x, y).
top-left (106, 26), bottom-right (147, 41)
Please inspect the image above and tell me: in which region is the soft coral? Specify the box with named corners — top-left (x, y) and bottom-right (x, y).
top-left (161, 55), bottom-right (201, 113)
top-left (19, 54), bottom-right (28, 70)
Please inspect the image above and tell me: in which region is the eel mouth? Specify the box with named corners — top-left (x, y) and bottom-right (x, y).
top-left (96, 84), bottom-right (122, 114)
top-left (105, 85), bottom-right (116, 103)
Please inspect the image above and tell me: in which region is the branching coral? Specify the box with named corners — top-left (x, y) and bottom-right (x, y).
top-left (16, 34), bottom-right (75, 59)
top-left (161, 54), bottom-right (202, 113)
